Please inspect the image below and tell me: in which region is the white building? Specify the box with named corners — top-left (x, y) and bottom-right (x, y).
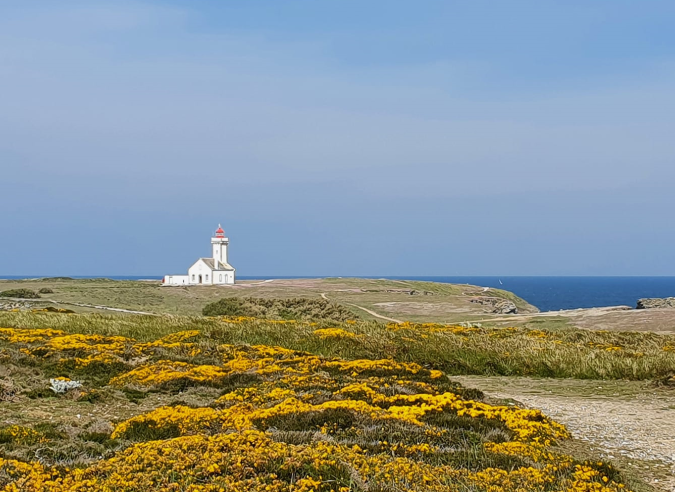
top-left (163, 225), bottom-right (236, 286)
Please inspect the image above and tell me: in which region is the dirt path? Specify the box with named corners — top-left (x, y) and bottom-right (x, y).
top-left (65, 302), bottom-right (157, 315)
top-left (455, 376), bottom-right (675, 491)
top-left (1, 298), bottom-right (157, 316)
top-left (320, 293), bottom-right (403, 323)
top-left (234, 279), bottom-right (276, 286)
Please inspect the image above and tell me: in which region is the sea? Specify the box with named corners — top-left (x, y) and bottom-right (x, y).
top-left (3, 275), bottom-right (675, 313)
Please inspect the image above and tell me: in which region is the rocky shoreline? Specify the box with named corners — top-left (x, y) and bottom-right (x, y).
top-left (636, 297), bottom-right (675, 309)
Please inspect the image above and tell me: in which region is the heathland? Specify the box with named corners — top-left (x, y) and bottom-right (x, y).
top-left (0, 277), bottom-right (539, 321)
top-left (3, 276), bottom-right (674, 333)
top-left (0, 277), bottom-right (674, 491)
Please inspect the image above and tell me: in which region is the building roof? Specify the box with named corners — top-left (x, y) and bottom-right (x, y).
top-left (197, 258), bottom-right (235, 271)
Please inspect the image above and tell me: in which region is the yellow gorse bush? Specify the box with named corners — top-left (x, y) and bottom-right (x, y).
top-left (109, 360), bottom-right (230, 388)
top-left (0, 431), bottom-right (626, 492)
top-left (313, 328), bottom-right (362, 340)
top-left (0, 322), bottom-right (633, 491)
top-left (1, 328), bottom-right (205, 373)
top-left (0, 327), bottom-right (66, 344)
top-left (0, 426), bottom-right (45, 445)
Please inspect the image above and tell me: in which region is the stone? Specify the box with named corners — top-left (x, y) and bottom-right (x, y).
top-left (470, 297), bottom-right (518, 314)
top-left (636, 298), bottom-right (675, 309)
top-left (0, 301), bottom-right (31, 311)
top-left (493, 300), bottom-right (518, 314)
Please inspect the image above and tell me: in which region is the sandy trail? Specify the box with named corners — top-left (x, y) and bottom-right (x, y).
top-left (455, 376), bottom-right (675, 491)
top-left (320, 293), bottom-right (403, 323)
top-left (1, 298), bottom-right (157, 316)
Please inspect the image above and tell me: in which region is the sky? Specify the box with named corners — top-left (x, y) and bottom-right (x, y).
top-left (2, 1), bottom-right (675, 276)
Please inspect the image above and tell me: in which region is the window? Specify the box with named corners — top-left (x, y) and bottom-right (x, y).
top-left (191, 275), bottom-right (195, 281)
top-left (205, 275), bottom-right (209, 281)
top-left (219, 274), bottom-right (222, 282)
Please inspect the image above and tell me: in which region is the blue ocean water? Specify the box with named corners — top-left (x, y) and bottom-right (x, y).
top-left (392, 277), bottom-right (675, 312)
top-left (3, 276), bottom-right (675, 313)
top-left (239, 276), bottom-right (675, 312)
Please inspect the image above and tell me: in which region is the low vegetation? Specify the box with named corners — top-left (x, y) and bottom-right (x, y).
top-left (0, 313), bottom-right (635, 491)
top-left (0, 277), bottom-right (540, 320)
top-left (0, 289), bottom-right (40, 299)
top-left (1, 311), bottom-right (673, 380)
top-left (202, 296), bottom-right (356, 322)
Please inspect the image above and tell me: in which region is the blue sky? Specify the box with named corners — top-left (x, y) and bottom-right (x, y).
top-left (2, 1), bottom-right (675, 276)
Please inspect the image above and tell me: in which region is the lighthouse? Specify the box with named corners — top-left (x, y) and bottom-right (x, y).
top-left (211, 224), bottom-right (229, 266)
top-left (163, 225), bottom-right (236, 285)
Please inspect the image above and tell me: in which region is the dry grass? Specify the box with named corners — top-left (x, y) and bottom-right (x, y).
top-left (0, 311), bottom-right (673, 380)
top-left (0, 277), bottom-right (539, 321)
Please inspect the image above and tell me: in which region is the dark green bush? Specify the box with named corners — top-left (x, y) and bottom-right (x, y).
top-left (202, 297), bottom-right (356, 322)
top-left (120, 421), bottom-right (182, 442)
top-left (38, 288), bottom-right (54, 294)
top-left (120, 388), bottom-right (148, 403)
top-left (33, 422), bottom-right (68, 440)
top-left (25, 388), bottom-right (55, 399)
top-left (253, 408), bottom-right (357, 432)
top-left (0, 289), bottom-right (40, 299)
top-left (202, 297), bottom-right (257, 317)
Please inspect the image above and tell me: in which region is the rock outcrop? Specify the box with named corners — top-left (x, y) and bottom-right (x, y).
top-left (470, 297), bottom-right (518, 314)
top-left (364, 289), bottom-right (434, 296)
top-left (636, 298), bottom-right (675, 309)
top-left (0, 301), bottom-right (31, 311)
top-left (493, 300), bottom-right (518, 314)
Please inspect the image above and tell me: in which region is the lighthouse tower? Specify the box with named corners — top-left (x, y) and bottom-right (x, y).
top-left (211, 224), bottom-right (229, 265)
top-left (162, 224), bottom-right (236, 286)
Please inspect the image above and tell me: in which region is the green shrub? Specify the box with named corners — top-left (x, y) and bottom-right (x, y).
top-left (33, 422), bottom-right (68, 440)
top-left (38, 288), bottom-right (54, 294)
top-left (202, 297), bottom-right (356, 322)
top-left (253, 408), bottom-right (357, 432)
top-left (119, 420), bottom-right (182, 442)
top-left (0, 289), bottom-right (40, 299)
top-left (202, 298), bottom-right (257, 317)
top-left (79, 432), bottom-right (120, 449)
top-left (120, 388), bottom-right (148, 404)
top-left (25, 388), bottom-right (56, 399)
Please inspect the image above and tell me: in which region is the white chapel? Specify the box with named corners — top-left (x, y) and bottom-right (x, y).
top-left (163, 225), bottom-right (235, 286)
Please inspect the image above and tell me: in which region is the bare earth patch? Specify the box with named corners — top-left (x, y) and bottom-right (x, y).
top-left (455, 376), bottom-right (675, 491)
top-left (482, 306), bottom-right (675, 334)
top-left (373, 300), bottom-right (481, 315)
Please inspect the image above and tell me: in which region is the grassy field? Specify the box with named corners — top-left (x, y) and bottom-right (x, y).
top-left (1, 311), bottom-right (673, 380)
top-left (0, 277), bottom-right (539, 321)
top-left (5, 277), bottom-right (675, 334)
top-left (0, 310), bottom-right (657, 491)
